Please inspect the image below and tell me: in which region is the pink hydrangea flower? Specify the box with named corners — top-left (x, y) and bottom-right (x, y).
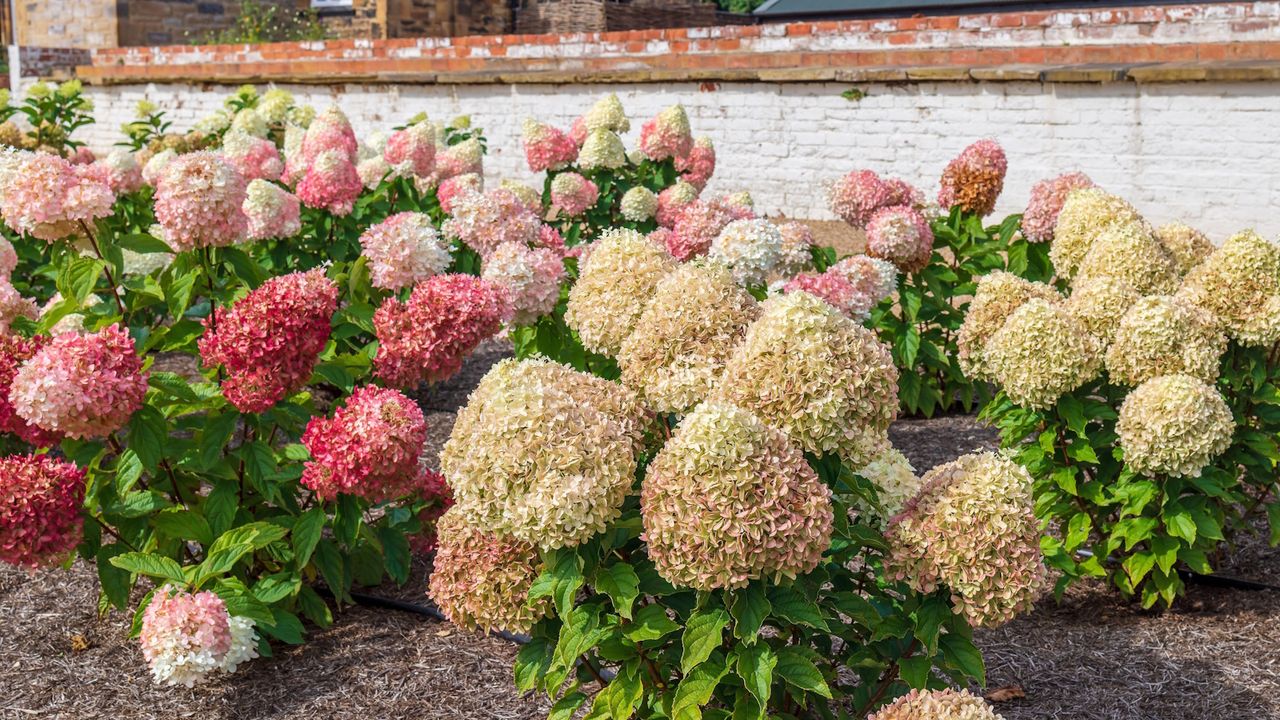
top-left (0, 236), bottom-right (16, 278)
top-left (1021, 171), bottom-right (1094, 243)
top-left (0, 279), bottom-right (37, 334)
top-left (481, 241), bottom-right (566, 325)
top-left (0, 334), bottom-right (60, 447)
top-left (298, 107), bottom-right (358, 167)
top-left (442, 187), bottom-right (542, 258)
top-left (433, 139), bottom-right (483, 182)
top-left (221, 132), bottom-right (284, 182)
top-left (296, 149), bottom-right (363, 216)
top-left (937, 138), bottom-right (1008, 216)
top-left (656, 181), bottom-right (700, 228)
top-left (865, 204), bottom-right (935, 273)
top-left (0, 151), bottom-right (115, 242)
top-left (154, 151), bottom-right (249, 251)
top-left (96, 149), bottom-right (145, 194)
top-left (242, 179), bottom-right (301, 241)
top-left (639, 105), bottom-right (693, 162)
top-left (0, 454), bottom-right (85, 568)
top-left (784, 271), bottom-right (863, 316)
top-left (359, 212), bottom-right (451, 291)
top-left (521, 119), bottom-right (578, 172)
top-left (140, 586), bottom-right (258, 687)
top-left (666, 196), bottom-right (753, 262)
top-left (198, 268), bottom-right (338, 413)
top-left (9, 324), bottom-right (148, 440)
top-left (550, 172), bottom-right (599, 217)
top-left (69, 146), bottom-right (96, 165)
top-left (436, 173), bottom-right (482, 214)
top-left (674, 136), bottom-right (716, 190)
top-left (829, 169), bottom-right (896, 229)
top-left (568, 116), bottom-right (589, 146)
top-left (832, 254), bottom-right (899, 305)
top-left (373, 274), bottom-right (511, 389)
top-left (383, 123), bottom-right (436, 178)
top-left (301, 385), bottom-right (428, 502)
top-left (535, 223), bottom-right (567, 256)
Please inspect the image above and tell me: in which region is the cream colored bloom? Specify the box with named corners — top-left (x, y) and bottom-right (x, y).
top-left (566, 228), bottom-right (677, 355)
top-left (1105, 295), bottom-right (1227, 386)
top-left (1050, 187), bottom-right (1147, 278)
top-left (957, 271), bottom-right (1061, 381)
top-left (1176, 229), bottom-right (1280, 346)
top-left (1073, 223), bottom-right (1180, 295)
top-left (1117, 374), bottom-right (1233, 477)
top-left (984, 299), bottom-right (1103, 410)
top-left (1155, 221), bottom-right (1214, 276)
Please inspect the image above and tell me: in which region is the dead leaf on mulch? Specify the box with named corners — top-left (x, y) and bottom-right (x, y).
top-left (985, 685), bottom-right (1026, 703)
top-left (69, 634), bottom-right (91, 652)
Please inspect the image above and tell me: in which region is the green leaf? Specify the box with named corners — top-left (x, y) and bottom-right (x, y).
top-left (114, 449), bottom-right (144, 494)
top-left (1065, 512), bottom-right (1092, 551)
top-left (164, 269), bottom-right (198, 319)
top-left (148, 372), bottom-right (200, 402)
top-left (514, 636), bottom-right (553, 693)
top-left (529, 549), bottom-right (584, 619)
top-left (1151, 534), bottom-right (1180, 575)
top-left (671, 651), bottom-right (729, 720)
top-left (550, 692), bottom-right (588, 720)
top-left (623, 603), bottom-right (681, 642)
top-left (681, 607), bottom-right (730, 675)
top-left (126, 406), bottom-right (168, 472)
top-left (1268, 503), bottom-right (1280, 547)
top-left (774, 646), bottom-right (831, 699)
top-left (1164, 508), bottom-right (1198, 544)
top-left (96, 544), bottom-right (134, 610)
top-left (898, 654), bottom-right (932, 688)
top-left (292, 507), bottom-right (325, 568)
top-left (252, 572), bottom-right (301, 604)
top-left (152, 509), bottom-right (213, 545)
top-left (766, 586), bottom-right (828, 631)
top-left (263, 608), bottom-right (305, 644)
top-left (594, 562), bottom-right (640, 620)
top-left (204, 479), bottom-right (239, 537)
top-left (1123, 552), bottom-right (1156, 585)
top-left (110, 490), bottom-right (171, 518)
top-left (59, 255), bottom-right (103, 304)
top-left (939, 632), bottom-right (985, 684)
top-left (116, 231), bottom-right (174, 254)
top-left (313, 539), bottom-right (351, 603)
top-left (378, 526), bottom-right (412, 585)
top-left (109, 551), bottom-right (186, 585)
top-left (589, 660), bottom-right (644, 720)
top-left (729, 584), bottom-right (771, 644)
top-left (735, 642), bottom-right (776, 712)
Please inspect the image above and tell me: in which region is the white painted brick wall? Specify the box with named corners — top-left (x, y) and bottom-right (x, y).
top-left (78, 79), bottom-right (1280, 240)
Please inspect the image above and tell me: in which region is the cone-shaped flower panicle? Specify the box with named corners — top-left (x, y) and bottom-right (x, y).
top-left (1020, 171), bottom-right (1093, 243)
top-left (1117, 374), bottom-right (1233, 478)
top-left (154, 151), bottom-right (249, 251)
top-left (566, 228), bottom-right (677, 356)
top-left (619, 185), bottom-right (658, 223)
top-left (1176, 229), bottom-right (1280, 347)
top-left (1060, 275), bottom-right (1141, 345)
top-left (0, 454), bottom-right (85, 568)
top-left (140, 585), bottom-right (258, 687)
top-left (577, 129), bottom-right (627, 171)
top-left (550, 171), bottom-right (599, 217)
top-left (829, 169), bottom-right (895, 229)
top-left (359, 212), bottom-right (451, 291)
top-left (937, 139), bottom-right (1007, 216)
top-left (865, 204), bottom-right (934, 273)
top-left (0, 335), bottom-right (61, 446)
top-left (0, 150), bottom-right (115, 242)
top-left (1050, 188), bottom-right (1147, 278)
top-left (639, 104), bottom-right (693, 161)
top-left (242, 178), bottom-right (301, 241)
top-left (852, 446), bottom-right (922, 524)
top-left (1155, 221), bottom-right (1214, 275)
top-left (656, 180), bottom-right (700, 228)
top-left (301, 385), bottom-right (428, 502)
top-left (583, 93), bottom-right (630, 133)
top-left (480, 241), bottom-right (565, 326)
top-left (1074, 222), bottom-right (1180, 295)
top-left (443, 187), bottom-right (542, 259)
top-left (708, 218), bottom-right (784, 287)
top-left (675, 135), bottom-right (716, 190)
top-left (296, 149), bottom-right (363, 216)
top-left (221, 130), bottom-right (283, 182)
top-left (957, 272), bottom-right (1062, 381)
top-left (982, 299), bottom-right (1102, 410)
top-left (521, 118), bottom-right (578, 172)
top-left (436, 173), bottom-right (483, 214)
top-left (1105, 295), bottom-right (1227, 386)
top-left (772, 221), bottom-right (815, 277)
top-left (382, 122), bottom-right (435, 178)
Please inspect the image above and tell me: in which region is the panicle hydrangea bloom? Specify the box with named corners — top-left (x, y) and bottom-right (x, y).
top-left (583, 93), bottom-right (630, 133)
top-left (1074, 222), bottom-right (1180, 295)
top-left (0, 151), bottom-right (114, 241)
top-left (642, 401), bottom-right (832, 590)
top-left (619, 185), bottom-right (658, 222)
top-left (1050, 188), bottom-right (1147, 277)
top-left (296, 149), bottom-right (363, 216)
top-left (122, 245), bottom-right (174, 277)
top-left (832, 254), bottom-right (898, 304)
top-left (192, 110), bottom-right (232, 136)
top-left (99, 149), bottom-right (145, 194)
top-left (865, 204), bottom-right (934, 273)
top-left (408, 467), bottom-right (454, 554)
top-left (773, 221), bottom-right (814, 277)
top-left (1061, 275), bottom-right (1141, 344)
top-left (433, 137), bottom-right (484, 180)
top-left (443, 187), bottom-right (542, 258)
top-left (550, 171), bottom-right (599, 217)
top-left (256, 88), bottom-right (294, 125)
top-left (886, 452), bottom-right (1046, 627)
top-left (10, 324), bottom-right (147, 440)
top-left (715, 291), bottom-right (899, 465)
top-left (140, 586), bottom-right (258, 687)
top-left (619, 263), bottom-right (760, 413)
top-left (198, 269), bottom-right (337, 412)
top-left (0, 454), bottom-right (84, 567)
top-left (383, 122), bottom-right (435, 178)
top-left (675, 135), bottom-right (715, 189)
top-left (154, 151), bottom-right (249, 251)
top-left (656, 180), bottom-right (701, 228)
top-left (427, 508), bottom-right (549, 634)
top-left (852, 447), bottom-right (921, 524)
top-left (1117, 374), bottom-right (1233, 477)
top-left (1020, 171), bottom-right (1094, 243)
top-left (956, 272), bottom-right (1062, 381)
top-left (220, 130), bottom-right (283, 182)
top-left (521, 118), bottom-right (577, 172)
top-left (708, 218), bottom-right (784, 287)
top-left (142, 148), bottom-right (176, 186)
top-left (301, 385), bottom-right (428, 501)
top-left (983, 299), bottom-right (1102, 410)
top-left (1105, 295), bottom-right (1227, 386)
top-left (281, 123), bottom-right (308, 184)
top-left (298, 106), bottom-right (358, 168)
top-left (230, 108), bottom-right (268, 137)
top-left (782, 270), bottom-right (866, 320)
top-left (358, 212), bottom-right (451, 291)
top-left (500, 179), bottom-right (542, 213)
top-left (639, 104), bottom-right (693, 161)
top-left (435, 173), bottom-right (483, 214)
top-left (373, 274), bottom-right (511, 389)
top-left (667, 199), bottom-right (742, 262)
top-left (242, 178), bottom-right (301, 241)
top-left (0, 278), bottom-right (37, 333)
top-left (480, 241), bottom-right (565, 326)
top-left (566, 228), bottom-right (677, 355)
top-left (357, 156), bottom-right (392, 189)
top-left (1175, 229), bottom-right (1280, 346)
top-left (442, 357), bottom-right (645, 549)
top-left (936, 139), bottom-right (1007, 216)
top-left (577, 129), bottom-right (627, 172)
top-left (869, 689), bottom-right (1005, 720)
top-left (1155, 221), bottom-right (1214, 275)
top-left (828, 169), bottom-right (897, 229)
top-left (535, 223), bottom-right (567, 255)
top-left (359, 131), bottom-right (389, 161)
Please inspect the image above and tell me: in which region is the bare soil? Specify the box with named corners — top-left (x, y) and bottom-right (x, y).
top-left (3, 343), bottom-right (1278, 719)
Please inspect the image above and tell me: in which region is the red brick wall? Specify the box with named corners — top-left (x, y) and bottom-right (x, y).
top-left (81, 2), bottom-right (1280, 85)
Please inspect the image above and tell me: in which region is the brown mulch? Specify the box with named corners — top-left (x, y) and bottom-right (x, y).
top-left (4, 344), bottom-right (1280, 719)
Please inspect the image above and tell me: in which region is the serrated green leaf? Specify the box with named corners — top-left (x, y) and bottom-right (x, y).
top-left (766, 586), bottom-right (828, 631)
top-left (292, 507), bottom-right (325, 568)
top-left (729, 584), bottom-right (771, 644)
top-left (594, 562), bottom-right (640, 620)
top-left (681, 607), bottom-right (730, 675)
top-left (624, 603), bottom-right (680, 642)
top-left (672, 651), bottom-right (729, 720)
top-left (774, 646), bottom-right (831, 699)
top-left (110, 551), bottom-right (186, 585)
top-left (735, 642), bottom-right (776, 713)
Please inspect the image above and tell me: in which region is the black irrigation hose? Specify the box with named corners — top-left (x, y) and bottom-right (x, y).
top-left (1179, 570), bottom-right (1280, 592)
top-left (312, 585), bottom-right (531, 645)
